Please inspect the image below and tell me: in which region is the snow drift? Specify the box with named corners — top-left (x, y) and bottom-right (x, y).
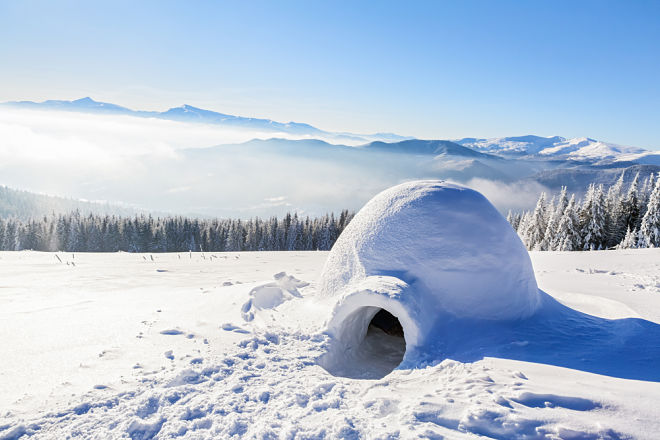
top-left (318, 180), bottom-right (541, 378)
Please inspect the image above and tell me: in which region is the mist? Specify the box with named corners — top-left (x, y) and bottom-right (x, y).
top-left (0, 109), bottom-right (543, 217)
top-left (465, 178), bottom-right (552, 214)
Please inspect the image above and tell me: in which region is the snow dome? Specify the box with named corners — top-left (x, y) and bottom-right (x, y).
top-left (318, 180), bottom-right (541, 378)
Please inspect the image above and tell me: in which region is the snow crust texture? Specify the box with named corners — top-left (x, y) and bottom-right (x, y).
top-left (2, 251), bottom-right (660, 439)
top-left (2, 330), bottom-right (626, 440)
top-left (320, 180), bottom-right (541, 360)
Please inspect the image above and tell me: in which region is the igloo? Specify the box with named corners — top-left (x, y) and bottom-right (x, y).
top-left (318, 180), bottom-right (541, 379)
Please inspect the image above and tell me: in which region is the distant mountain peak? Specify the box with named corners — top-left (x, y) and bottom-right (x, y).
top-left (455, 135), bottom-right (647, 161)
top-left (363, 139), bottom-right (498, 159)
top-left (178, 104), bottom-right (203, 111)
top-left (0, 97), bottom-right (418, 144)
top-left (73, 96), bottom-right (95, 103)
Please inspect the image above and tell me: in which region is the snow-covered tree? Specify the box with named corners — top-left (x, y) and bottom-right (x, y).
top-left (286, 214), bottom-right (302, 251)
top-left (641, 173), bottom-right (655, 200)
top-left (617, 227), bottom-right (638, 249)
top-left (515, 211), bottom-right (530, 241)
top-left (520, 192), bottom-right (548, 250)
top-left (580, 184), bottom-right (607, 250)
top-left (638, 174), bottom-right (660, 248)
top-left (605, 171), bottom-right (626, 247)
top-left (556, 195), bottom-right (581, 251)
top-left (638, 173), bottom-right (655, 226)
top-left (506, 210), bottom-right (521, 232)
top-left (617, 173), bottom-right (641, 239)
top-left (544, 187), bottom-right (568, 250)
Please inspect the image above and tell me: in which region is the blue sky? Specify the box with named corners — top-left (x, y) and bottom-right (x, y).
top-left (1, 0), bottom-right (659, 149)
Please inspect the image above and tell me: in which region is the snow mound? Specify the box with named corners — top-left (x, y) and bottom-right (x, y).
top-left (319, 180), bottom-right (540, 375)
top-left (241, 272), bottom-right (309, 321)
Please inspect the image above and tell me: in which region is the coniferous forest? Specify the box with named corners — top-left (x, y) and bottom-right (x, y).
top-left (509, 172), bottom-right (660, 250)
top-left (1, 172), bottom-right (659, 253)
top-left (0, 210), bottom-right (354, 252)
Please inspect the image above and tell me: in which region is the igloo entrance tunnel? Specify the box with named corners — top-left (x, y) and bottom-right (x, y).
top-left (318, 180), bottom-right (541, 379)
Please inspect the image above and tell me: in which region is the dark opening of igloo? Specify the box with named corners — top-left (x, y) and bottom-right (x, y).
top-left (319, 306), bottom-right (406, 379)
top-left (369, 309), bottom-right (405, 338)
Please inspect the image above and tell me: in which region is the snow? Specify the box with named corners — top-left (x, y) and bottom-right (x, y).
top-left (318, 180), bottom-right (542, 379)
top-left (616, 150), bottom-right (660, 166)
top-left (456, 135), bottom-right (647, 161)
top-left (538, 137), bottom-right (646, 160)
top-left (1, 249), bottom-right (660, 438)
top-left (317, 181), bottom-right (541, 320)
top-left (322, 182), bottom-right (539, 332)
top-left (241, 272), bottom-right (308, 322)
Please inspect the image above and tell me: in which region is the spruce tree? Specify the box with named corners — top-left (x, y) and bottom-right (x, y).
top-left (556, 195), bottom-right (581, 251)
top-left (617, 227), bottom-right (638, 249)
top-left (544, 187), bottom-right (568, 250)
top-left (618, 173), bottom-right (641, 238)
top-left (521, 193), bottom-right (547, 250)
top-left (638, 174), bottom-right (660, 248)
top-left (516, 211), bottom-right (531, 246)
top-left (580, 184), bottom-right (607, 250)
top-left (605, 171), bottom-right (625, 247)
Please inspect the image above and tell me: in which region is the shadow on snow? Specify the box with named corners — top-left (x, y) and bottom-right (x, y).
top-left (406, 291), bottom-right (660, 382)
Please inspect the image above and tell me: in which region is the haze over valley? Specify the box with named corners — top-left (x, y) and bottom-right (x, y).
top-left (2, 98), bottom-right (658, 218)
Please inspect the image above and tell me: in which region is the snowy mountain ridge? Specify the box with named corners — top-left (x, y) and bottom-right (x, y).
top-left (0, 97), bottom-right (411, 144)
top-left (2, 97), bottom-right (659, 216)
top-left (3, 98), bottom-right (656, 163)
top-left (455, 135), bottom-right (649, 161)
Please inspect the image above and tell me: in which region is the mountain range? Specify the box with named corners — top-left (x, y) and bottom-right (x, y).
top-left (1, 97), bottom-right (659, 217)
top-left (3, 97), bottom-right (658, 164)
top-left (0, 97), bottom-right (410, 144)
top-left (455, 135), bottom-right (657, 163)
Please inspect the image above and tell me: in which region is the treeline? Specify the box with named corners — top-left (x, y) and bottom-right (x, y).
top-left (509, 172), bottom-right (660, 250)
top-left (4, 173), bottom-right (660, 253)
top-left (0, 210), bottom-right (354, 252)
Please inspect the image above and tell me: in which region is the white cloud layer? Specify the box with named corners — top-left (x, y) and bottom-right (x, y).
top-left (0, 109), bottom-right (544, 218)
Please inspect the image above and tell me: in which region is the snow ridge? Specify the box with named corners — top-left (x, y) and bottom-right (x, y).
top-left (456, 135), bottom-right (647, 160)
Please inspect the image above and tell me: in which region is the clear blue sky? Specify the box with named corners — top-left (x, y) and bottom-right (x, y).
top-left (1, 0), bottom-right (659, 148)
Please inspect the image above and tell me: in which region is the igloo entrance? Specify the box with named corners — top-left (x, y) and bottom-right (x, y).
top-left (319, 305), bottom-right (407, 380)
top-left (370, 309), bottom-right (404, 337)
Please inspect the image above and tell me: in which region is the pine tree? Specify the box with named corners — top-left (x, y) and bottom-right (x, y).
top-left (617, 173), bottom-right (641, 240)
top-left (638, 173), bottom-right (655, 230)
top-left (516, 211), bottom-right (530, 244)
top-left (0, 218), bottom-right (5, 251)
top-left (302, 217), bottom-right (314, 250)
top-left (605, 171), bottom-right (626, 247)
top-left (66, 210), bottom-right (83, 252)
top-left (3, 219), bottom-right (18, 250)
top-left (556, 195), bottom-right (581, 251)
top-left (638, 174), bottom-right (660, 248)
top-left (580, 184), bottom-right (607, 250)
top-left (506, 210), bottom-right (517, 231)
top-left (543, 187), bottom-right (568, 250)
top-left (520, 193), bottom-right (547, 250)
top-left (617, 227), bottom-right (638, 249)
top-left (244, 219), bottom-right (259, 251)
top-left (286, 214), bottom-right (302, 251)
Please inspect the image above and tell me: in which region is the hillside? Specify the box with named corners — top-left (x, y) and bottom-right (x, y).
top-left (0, 186), bottom-right (139, 220)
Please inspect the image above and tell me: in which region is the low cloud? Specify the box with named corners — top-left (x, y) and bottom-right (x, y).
top-left (465, 178), bottom-right (550, 213)
top-left (0, 109), bottom-right (549, 218)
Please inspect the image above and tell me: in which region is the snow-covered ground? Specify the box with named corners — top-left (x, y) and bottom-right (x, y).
top-left (1, 250), bottom-right (660, 439)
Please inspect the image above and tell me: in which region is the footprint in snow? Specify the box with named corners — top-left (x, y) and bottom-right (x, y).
top-left (221, 323), bottom-right (250, 334)
top-left (160, 329), bottom-right (184, 335)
